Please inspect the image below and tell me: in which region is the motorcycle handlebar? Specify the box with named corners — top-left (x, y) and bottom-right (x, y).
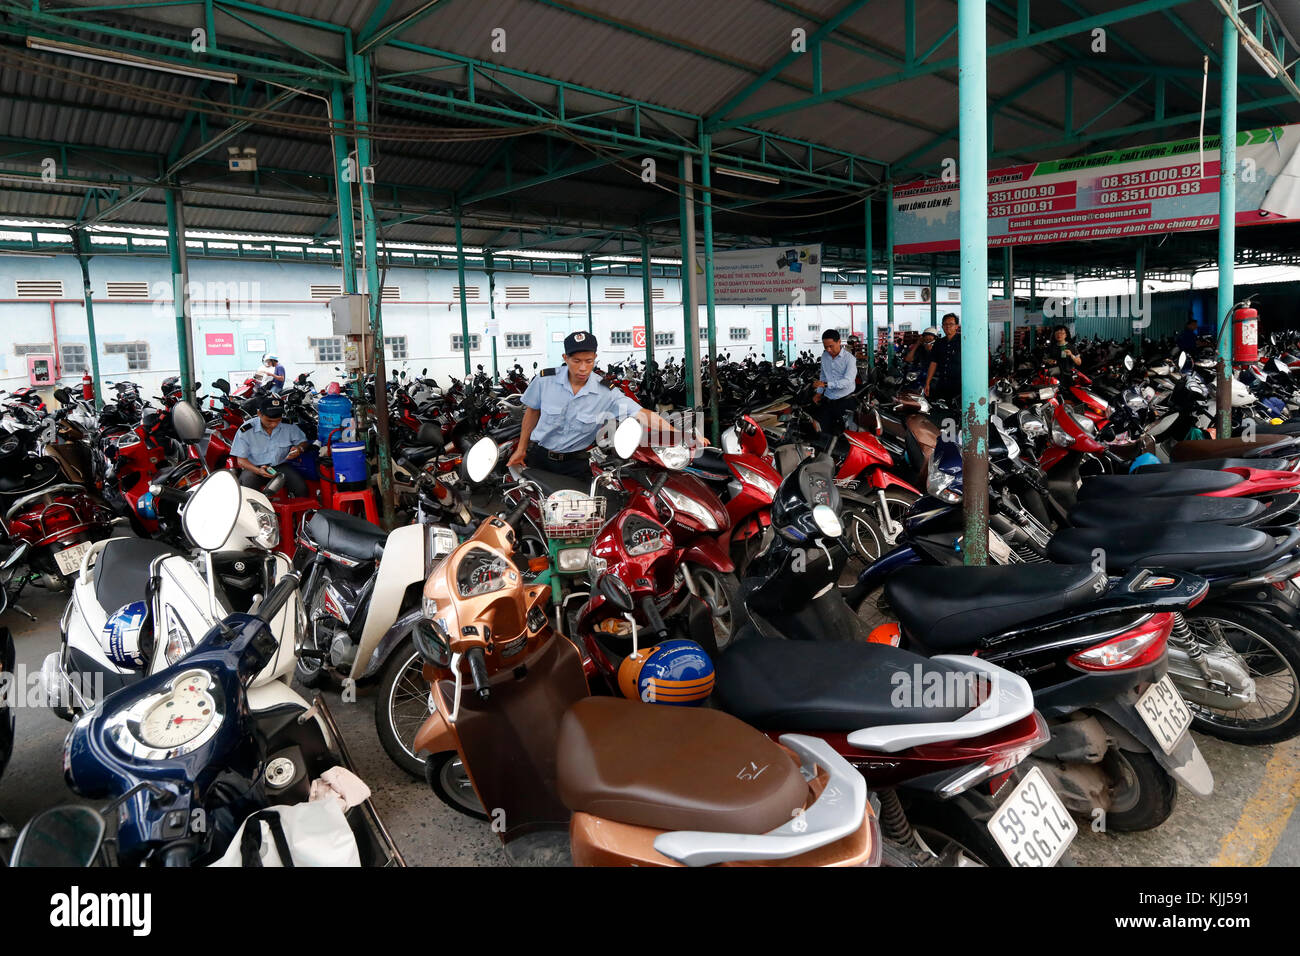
top-left (466, 646), bottom-right (490, 699)
top-left (640, 595), bottom-right (667, 638)
top-left (504, 496), bottom-right (530, 530)
top-left (149, 484), bottom-right (189, 505)
top-left (252, 572), bottom-right (300, 624)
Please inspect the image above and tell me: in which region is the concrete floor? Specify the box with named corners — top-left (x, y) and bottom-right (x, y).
top-left (4, 585), bottom-right (1300, 867)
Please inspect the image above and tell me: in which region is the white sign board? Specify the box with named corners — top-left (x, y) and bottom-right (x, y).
top-left (695, 244), bottom-right (823, 305)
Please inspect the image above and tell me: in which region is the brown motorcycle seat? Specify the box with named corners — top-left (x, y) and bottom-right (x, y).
top-left (556, 697), bottom-right (807, 836)
top-left (1170, 437), bottom-right (1292, 461)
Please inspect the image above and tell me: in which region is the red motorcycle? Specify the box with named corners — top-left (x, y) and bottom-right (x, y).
top-left (685, 415), bottom-right (782, 573)
top-left (3, 482), bottom-right (114, 584)
top-left (101, 400), bottom-right (206, 533)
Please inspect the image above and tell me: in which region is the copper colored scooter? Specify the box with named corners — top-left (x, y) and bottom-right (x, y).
top-left (411, 430), bottom-right (880, 867)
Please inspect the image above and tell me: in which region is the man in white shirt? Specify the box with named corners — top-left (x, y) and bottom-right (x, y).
top-left (812, 329), bottom-right (858, 433)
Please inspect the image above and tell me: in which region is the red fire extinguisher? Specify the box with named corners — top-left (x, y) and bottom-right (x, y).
top-left (1234, 306), bottom-right (1259, 364)
top-left (81, 369), bottom-right (94, 401)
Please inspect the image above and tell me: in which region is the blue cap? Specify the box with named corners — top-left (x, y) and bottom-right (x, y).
top-left (564, 330), bottom-right (597, 355)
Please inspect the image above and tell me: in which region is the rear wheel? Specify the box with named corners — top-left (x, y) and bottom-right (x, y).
top-left (905, 801), bottom-right (1006, 867)
top-left (375, 637), bottom-right (434, 779)
top-left (1102, 748), bottom-right (1178, 832)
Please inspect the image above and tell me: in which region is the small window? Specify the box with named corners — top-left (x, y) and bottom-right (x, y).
top-left (309, 336), bottom-right (344, 363)
top-left (105, 281), bottom-right (150, 299)
top-left (654, 332), bottom-right (675, 347)
top-left (310, 284), bottom-right (342, 301)
top-left (380, 287), bottom-right (401, 301)
top-left (60, 343), bottom-right (88, 373)
top-left (807, 324), bottom-right (820, 333)
top-left (505, 333), bottom-right (532, 349)
top-left (452, 334), bottom-right (481, 351)
top-left (603, 288), bottom-right (625, 301)
top-left (609, 330), bottom-right (633, 346)
top-left (903, 289), bottom-right (919, 301)
top-left (832, 289), bottom-right (848, 301)
top-left (105, 341), bottom-right (149, 370)
top-left (651, 288), bottom-right (665, 300)
top-left (729, 327), bottom-right (748, 341)
top-left (504, 286), bottom-right (530, 300)
top-left (15, 280), bottom-right (63, 298)
top-left (384, 335), bottom-right (407, 360)
top-left (699, 326), bottom-right (708, 339)
top-left (452, 286), bottom-right (480, 300)
top-left (13, 342), bottom-right (53, 356)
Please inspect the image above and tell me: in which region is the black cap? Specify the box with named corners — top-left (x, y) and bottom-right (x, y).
top-left (564, 330), bottom-right (598, 355)
top-left (260, 395), bottom-right (285, 419)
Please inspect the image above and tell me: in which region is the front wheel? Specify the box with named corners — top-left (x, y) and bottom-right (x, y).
top-left (425, 751), bottom-right (488, 820)
top-left (684, 565), bottom-right (739, 652)
top-left (375, 637), bottom-right (434, 779)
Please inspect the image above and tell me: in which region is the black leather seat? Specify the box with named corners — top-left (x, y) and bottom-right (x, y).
top-left (304, 509), bottom-right (387, 562)
top-left (94, 537), bottom-right (182, 614)
top-left (715, 638), bottom-right (974, 732)
top-left (885, 564), bottom-right (1108, 650)
top-left (685, 447), bottom-right (733, 483)
top-left (1048, 523), bottom-right (1289, 574)
top-left (399, 445), bottom-right (439, 467)
top-left (1134, 458), bottom-right (1289, 474)
top-left (1076, 469), bottom-right (1241, 500)
top-left (1256, 420), bottom-right (1300, 435)
top-left (1068, 495), bottom-right (1265, 527)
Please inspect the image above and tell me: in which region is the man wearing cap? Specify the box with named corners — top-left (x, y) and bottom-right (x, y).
top-left (230, 395), bottom-right (310, 497)
top-left (507, 330), bottom-right (700, 480)
top-left (263, 354), bottom-right (286, 394)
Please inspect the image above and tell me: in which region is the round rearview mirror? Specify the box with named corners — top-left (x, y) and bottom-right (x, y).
top-left (720, 428), bottom-right (742, 455)
top-left (53, 388), bottom-right (70, 405)
top-left (811, 504), bottom-right (843, 538)
top-left (1177, 350), bottom-right (1190, 370)
top-left (171, 400), bottom-right (207, 443)
top-left (464, 436), bottom-right (499, 483)
top-left (212, 378), bottom-right (231, 393)
top-left (11, 805), bottom-right (105, 867)
top-left (416, 422), bottom-right (443, 446)
top-left (613, 416), bottom-right (644, 460)
top-left (183, 469), bottom-right (242, 552)
top-left (1123, 354), bottom-right (1135, 371)
top-left (1275, 358), bottom-right (1289, 374)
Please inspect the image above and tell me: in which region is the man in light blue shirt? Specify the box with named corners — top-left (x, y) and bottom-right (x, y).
top-left (230, 394), bottom-right (310, 496)
top-left (812, 328), bottom-right (858, 433)
top-left (507, 330), bottom-right (698, 480)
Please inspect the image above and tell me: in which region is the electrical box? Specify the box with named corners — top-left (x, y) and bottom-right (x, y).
top-left (329, 294), bottom-right (370, 335)
top-left (27, 353), bottom-right (56, 386)
top-left (342, 338), bottom-right (363, 370)
top-left (227, 146), bottom-right (258, 172)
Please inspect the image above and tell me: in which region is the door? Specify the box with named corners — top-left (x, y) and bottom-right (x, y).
top-left (196, 319), bottom-right (276, 389)
top-left (545, 313), bottom-right (575, 368)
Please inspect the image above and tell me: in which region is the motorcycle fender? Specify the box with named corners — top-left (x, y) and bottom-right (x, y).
top-left (861, 470), bottom-right (923, 495)
top-left (358, 605), bottom-right (427, 680)
top-left (413, 688), bottom-right (459, 756)
top-left (349, 523), bottom-right (425, 682)
top-left (682, 537), bottom-right (735, 574)
top-left (1093, 703), bottom-right (1214, 798)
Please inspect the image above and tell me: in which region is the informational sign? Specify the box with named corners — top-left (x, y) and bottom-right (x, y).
top-left (205, 332), bottom-right (235, 355)
top-left (632, 325), bottom-right (646, 348)
top-left (245, 337), bottom-right (266, 353)
top-left (764, 327), bottom-right (794, 342)
top-left (894, 125), bottom-right (1300, 253)
top-left (988, 299), bottom-right (1013, 325)
top-left (696, 244), bottom-right (823, 305)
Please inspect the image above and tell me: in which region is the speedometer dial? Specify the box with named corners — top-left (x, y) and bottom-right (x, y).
top-left (108, 668), bottom-right (225, 760)
top-left (139, 680), bottom-right (215, 748)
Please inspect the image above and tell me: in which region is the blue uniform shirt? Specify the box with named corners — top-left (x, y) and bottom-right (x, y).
top-left (521, 366), bottom-right (643, 453)
top-left (230, 419), bottom-right (307, 466)
top-left (817, 348), bottom-right (857, 400)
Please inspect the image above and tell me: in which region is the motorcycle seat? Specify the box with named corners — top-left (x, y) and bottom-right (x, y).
top-left (1254, 420), bottom-right (1300, 436)
top-left (304, 509), bottom-right (387, 562)
top-left (1048, 523), bottom-right (1291, 575)
top-left (1076, 469), bottom-right (1241, 499)
top-left (1134, 458), bottom-right (1290, 474)
top-left (0, 457), bottom-right (60, 495)
top-left (94, 537), bottom-right (183, 614)
top-left (399, 445), bottom-right (439, 467)
top-left (885, 564), bottom-right (1108, 650)
top-left (684, 447), bottom-right (733, 483)
top-left (1068, 495), bottom-right (1264, 528)
top-left (1171, 436), bottom-right (1295, 461)
top-left (714, 638), bottom-right (972, 732)
top-left (556, 696), bottom-right (808, 836)
top-left (520, 467), bottom-right (593, 496)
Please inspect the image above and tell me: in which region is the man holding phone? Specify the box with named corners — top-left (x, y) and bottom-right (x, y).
top-left (230, 394), bottom-right (311, 497)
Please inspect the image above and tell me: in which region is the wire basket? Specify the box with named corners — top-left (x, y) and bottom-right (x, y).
top-left (541, 491), bottom-right (606, 539)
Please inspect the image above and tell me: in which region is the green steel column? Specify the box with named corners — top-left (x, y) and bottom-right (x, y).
top-left (454, 211), bottom-right (472, 376)
top-left (641, 228), bottom-right (655, 368)
top-left (678, 156), bottom-right (700, 406)
top-left (929, 253), bottom-right (938, 327)
top-left (486, 251), bottom-right (499, 380)
top-left (583, 254), bottom-right (594, 334)
top-left (330, 81), bottom-right (358, 294)
top-left (73, 233), bottom-right (105, 411)
top-left (701, 132), bottom-right (720, 444)
top-left (958, 0), bottom-right (990, 566)
top-left (352, 52), bottom-right (395, 527)
top-left (1217, 3), bottom-right (1238, 436)
top-left (164, 186), bottom-right (195, 401)
top-left (771, 305), bottom-right (781, 362)
top-left (1004, 247), bottom-right (1013, 360)
top-left (1134, 242), bottom-right (1146, 358)
top-left (885, 182), bottom-right (896, 366)
top-left (864, 197), bottom-right (874, 363)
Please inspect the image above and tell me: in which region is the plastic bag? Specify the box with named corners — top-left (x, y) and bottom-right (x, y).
top-left (209, 798), bottom-right (360, 867)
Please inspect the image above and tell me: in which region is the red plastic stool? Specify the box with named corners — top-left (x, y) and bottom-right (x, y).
top-left (330, 487), bottom-right (379, 525)
top-left (272, 497), bottom-right (319, 557)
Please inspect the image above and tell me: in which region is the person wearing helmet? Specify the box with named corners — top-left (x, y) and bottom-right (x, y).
top-left (904, 327), bottom-right (940, 370)
top-left (507, 331), bottom-right (702, 480)
top-left (263, 354), bottom-right (286, 394)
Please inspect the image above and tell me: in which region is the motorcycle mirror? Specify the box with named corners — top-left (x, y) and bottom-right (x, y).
top-left (52, 387), bottom-right (70, 405)
top-left (464, 436), bottom-right (499, 483)
top-left (1123, 354), bottom-right (1135, 371)
top-left (10, 805), bottom-right (106, 867)
top-left (2, 542), bottom-right (28, 570)
top-left (598, 573), bottom-right (635, 614)
top-left (212, 378), bottom-right (231, 393)
top-left (416, 422), bottom-right (442, 445)
top-left (1177, 350), bottom-right (1189, 370)
top-left (613, 416), bottom-right (643, 460)
top-left (171, 400), bottom-right (207, 443)
top-left (182, 469), bottom-right (241, 552)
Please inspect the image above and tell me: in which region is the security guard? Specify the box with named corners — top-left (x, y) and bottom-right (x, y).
top-left (508, 330), bottom-right (697, 480)
top-left (230, 394), bottom-right (311, 497)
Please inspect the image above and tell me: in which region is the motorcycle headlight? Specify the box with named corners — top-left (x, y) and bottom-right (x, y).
top-left (732, 463), bottom-right (777, 498)
top-left (557, 548), bottom-right (589, 572)
top-left (661, 486), bottom-right (719, 530)
top-left (249, 501), bottom-right (280, 549)
top-left (653, 445), bottom-right (691, 470)
top-left (1051, 418), bottom-right (1075, 447)
top-left (163, 609), bottom-right (195, 665)
top-left (811, 504), bottom-right (843, 538)
top-left (422, 595), bottom-right (439, 619)
top-left (927, 470), bottom-right (962, 503)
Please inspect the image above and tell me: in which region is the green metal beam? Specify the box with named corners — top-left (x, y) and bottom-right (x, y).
top-left (458, 148), bottom-right (643, 206)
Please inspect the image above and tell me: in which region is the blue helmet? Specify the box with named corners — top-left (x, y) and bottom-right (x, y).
top-left (617, 639), bottom-right (715, 706)
top-left (135, 491), bottom-right (158, 521)
top-left (1129, 452), bottom-right (1161, 474)
top-left (102, 601), bottom-right (150, 669)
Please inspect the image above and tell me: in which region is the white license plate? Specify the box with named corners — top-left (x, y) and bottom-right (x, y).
top-left (1136, 674), bottom-right (1194, 755)
top-left (53, 541), bottom-right (92, 576)
top-left (987, 766), bottom-right (1077, 867)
